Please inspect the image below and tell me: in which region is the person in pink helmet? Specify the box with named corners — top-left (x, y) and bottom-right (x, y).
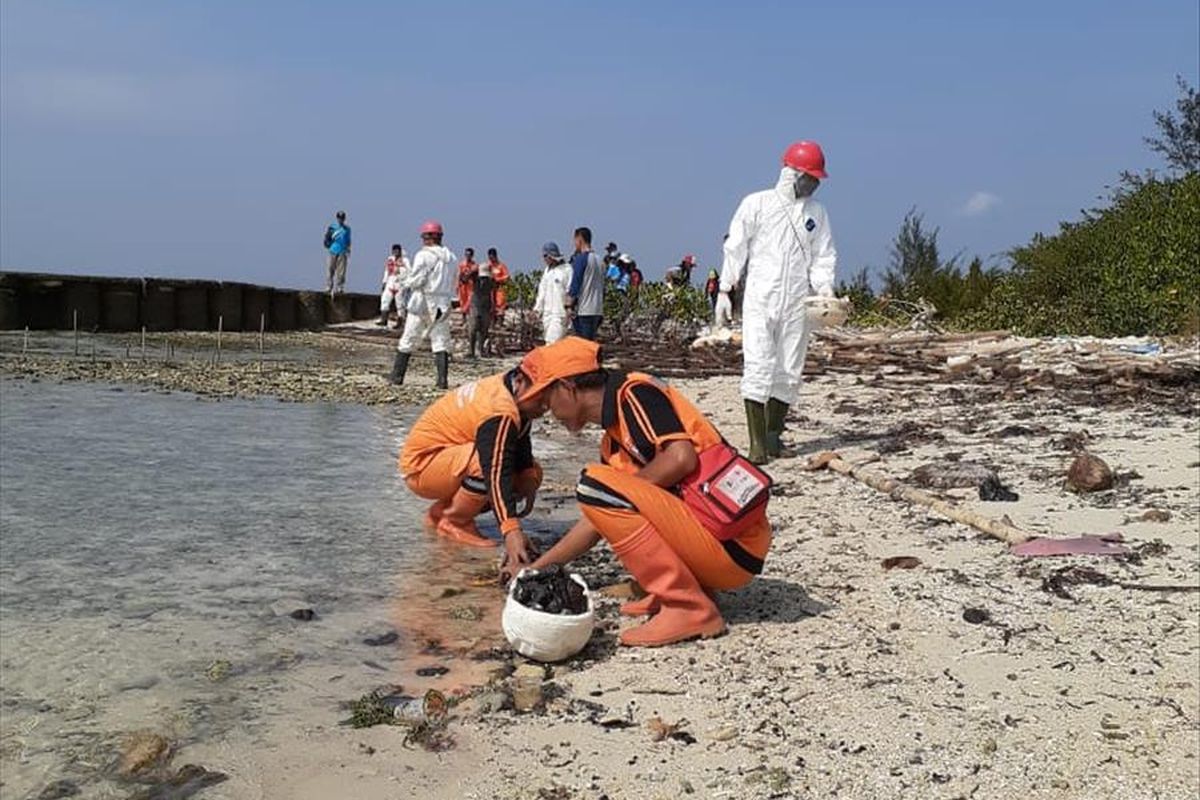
top-left (716, 141), bottom-right (837, 464)
top-left (391, 221), bottom-right (458, 389)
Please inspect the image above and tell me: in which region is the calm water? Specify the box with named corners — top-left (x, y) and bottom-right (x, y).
top-left (0, 377), bottom-right (574, 798)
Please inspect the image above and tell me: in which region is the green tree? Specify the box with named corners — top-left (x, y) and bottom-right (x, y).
top-left (1146, 76), bottom-right (1200, 175)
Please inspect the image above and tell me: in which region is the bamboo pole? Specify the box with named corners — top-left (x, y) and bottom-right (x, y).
top-left (73, 310), bottom-right (79, 356)
top-left (216, 315), bottom-right (223, 364)
top-left (22, 326), bottom-right (28, 356)
top-left (805, 451), bottom-right (1033, 545)
top-left (258, 312), bottom-right (265, 373)
top-left (141, 326), bottom-right (146, 363)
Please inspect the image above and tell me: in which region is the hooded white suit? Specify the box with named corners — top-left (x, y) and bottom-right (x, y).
top-left (398, 244), bottom-right (457, 354)
top-left (719, 167), bottom-right (837, 405)
top-left (534, 260), bottom-right (572, 344)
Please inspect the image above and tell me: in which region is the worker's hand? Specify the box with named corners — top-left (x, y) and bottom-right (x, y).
top-left (714, 291), bottom-right (733, 329)
top-left (499, 531), bottom-right (536, 584)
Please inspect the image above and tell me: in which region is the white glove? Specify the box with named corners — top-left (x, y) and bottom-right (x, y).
top-left (714, 292), bottom-right (733, 329)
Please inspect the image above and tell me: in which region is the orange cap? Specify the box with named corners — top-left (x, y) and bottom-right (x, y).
top-left (517, 337), bottom-right (601, 401)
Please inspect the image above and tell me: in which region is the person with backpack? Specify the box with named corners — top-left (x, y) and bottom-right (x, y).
top-left (323, 211), bottom-right (352, 296)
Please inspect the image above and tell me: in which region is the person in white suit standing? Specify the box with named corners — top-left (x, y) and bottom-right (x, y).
top-left (716, 140), bottom-right (837, 464)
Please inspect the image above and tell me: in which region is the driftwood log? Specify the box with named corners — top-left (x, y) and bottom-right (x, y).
top-left (805, 451), bottom-right (1034, 546)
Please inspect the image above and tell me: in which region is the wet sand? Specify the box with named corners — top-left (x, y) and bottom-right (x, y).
top-left (2, 333), bottom-right (1198, 799)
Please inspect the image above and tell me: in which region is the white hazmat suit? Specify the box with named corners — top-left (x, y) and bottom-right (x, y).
top-left (380, 254), bottom-right (410, 315)
top-left (534, 260), bottom-right (572, 344)
top-left (719, 166), bottom-right (837, 406)
top-left (398, 244), bottom-right (457, 354)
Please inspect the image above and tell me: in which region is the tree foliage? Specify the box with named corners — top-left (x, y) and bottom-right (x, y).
top-left (839, 78), bottom-right (1199, 337)
top-left (1146, 76), bottom-right (1200, 175)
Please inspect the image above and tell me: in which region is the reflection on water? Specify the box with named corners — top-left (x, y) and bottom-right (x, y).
top-left (0, 377), bottom-right (572, 797)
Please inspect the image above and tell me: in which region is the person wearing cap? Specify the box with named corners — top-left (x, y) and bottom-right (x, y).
top-left (533, 242), bottom-right (572, 344)
top-left (665, 254), bottom-right (696, 289)
top-left (717, 140), bottom-right (837, 464)
top-left (398, 340), bottom-right (597, 566)
top-left (391, 220), bottom-right (457, 389)
top-left (323, 211), bottom-right (352, 296)
top-left (521, 342), bottom-right (772, 647)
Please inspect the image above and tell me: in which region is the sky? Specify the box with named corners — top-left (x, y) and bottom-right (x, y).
top-left (1, 1), bottom-right (1197, 294)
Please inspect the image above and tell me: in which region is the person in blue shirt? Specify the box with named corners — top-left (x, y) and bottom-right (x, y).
top-left (565, 226), bottom-right (605, 340)
top-left (324, 211), bottom-right (352, 296)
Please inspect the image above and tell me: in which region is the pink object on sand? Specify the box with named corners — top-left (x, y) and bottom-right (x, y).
top-left (1010, 533), bottom-right (1128, 557)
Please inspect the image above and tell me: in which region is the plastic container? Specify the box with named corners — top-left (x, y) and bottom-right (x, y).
top-left (501, 569), bottom-right (595, 663)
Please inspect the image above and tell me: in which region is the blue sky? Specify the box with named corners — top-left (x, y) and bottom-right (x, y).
top-left (1, 1), bottom-right (1196, 293)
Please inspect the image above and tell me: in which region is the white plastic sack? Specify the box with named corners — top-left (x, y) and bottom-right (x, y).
top-left (802, 296), bottom-right (851, 329)
top-left (502, 569), bottom-right (595, 663)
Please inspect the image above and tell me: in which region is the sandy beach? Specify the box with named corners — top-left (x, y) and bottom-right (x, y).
top-left (1, 332), bottom-right (1197, 800)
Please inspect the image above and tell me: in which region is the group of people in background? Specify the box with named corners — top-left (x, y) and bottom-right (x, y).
top-left (362, 222), bottom-right (615, 391)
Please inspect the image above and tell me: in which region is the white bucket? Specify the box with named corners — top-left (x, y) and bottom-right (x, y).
top-left (501, 569), bottom-right (595, 663)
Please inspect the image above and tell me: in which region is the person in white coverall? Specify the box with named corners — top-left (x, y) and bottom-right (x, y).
top-left (533, 241), bottom-right (572, 344)
top-left (391, 220), bottom-right (458, 389)
top-left (717, 140), bottom-right (836, 464)
top-left (379, 244), bottom-right (410, 327)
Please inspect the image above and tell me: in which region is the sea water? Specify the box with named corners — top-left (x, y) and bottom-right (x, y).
top-left (0, 377), bottom-right (575, 797)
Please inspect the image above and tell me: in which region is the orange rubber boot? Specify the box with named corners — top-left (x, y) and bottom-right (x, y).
top-left (423, 500), bottom-right (447, 530)
top-left (434, 490), bottom-right (494, 548)
top-left (619, 595), bottom-right (660, 617)
top-left (611, 524), bottom-right (726, 647)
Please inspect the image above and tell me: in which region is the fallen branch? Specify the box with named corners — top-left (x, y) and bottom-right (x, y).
top-left (804, 451), bottom-right (1034, 545)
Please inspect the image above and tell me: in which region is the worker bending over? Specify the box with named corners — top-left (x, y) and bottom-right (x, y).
top-left (398, 345), bottom-right (597, 570)
top-left (523, 339), bottom-right (773, 647)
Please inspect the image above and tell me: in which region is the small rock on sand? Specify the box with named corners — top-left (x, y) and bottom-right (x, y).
top-left (118, 732), bottom-right (172, 777)
top-left (1066, 453), bottom-right (1114, 492)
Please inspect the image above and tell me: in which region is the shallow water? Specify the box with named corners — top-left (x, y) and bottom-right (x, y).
top-left (0, 377), bottom-right (574, 798)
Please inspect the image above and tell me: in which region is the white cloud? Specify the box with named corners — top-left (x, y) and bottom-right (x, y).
top-left (961, 191), bottom-right (1001, 217)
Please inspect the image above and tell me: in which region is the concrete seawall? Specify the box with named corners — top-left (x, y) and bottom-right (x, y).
top-left (0, 272), bottom-right (379, 331)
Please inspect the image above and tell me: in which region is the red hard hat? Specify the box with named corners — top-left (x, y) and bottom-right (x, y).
top-left (419, 220), bottom-right (444, 235)
top-left (781, 141), bottom-right (828, 179)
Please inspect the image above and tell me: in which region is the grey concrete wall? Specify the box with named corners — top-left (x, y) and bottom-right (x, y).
top-left (0, 272), bottom-right (378, 331)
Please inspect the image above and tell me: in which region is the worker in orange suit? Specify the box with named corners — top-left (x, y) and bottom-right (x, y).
top-left (522, 338), bottom-right (772, 647)
top-left (456, 247), bottom-right (478, 313)
top-left (398, 341), bottom-right (595, 570)
top-left (486, 247), bottom-right (510, 322)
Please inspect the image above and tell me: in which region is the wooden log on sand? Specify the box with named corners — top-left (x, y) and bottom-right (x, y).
top-left (805, 451), bottom-right (1034, 546)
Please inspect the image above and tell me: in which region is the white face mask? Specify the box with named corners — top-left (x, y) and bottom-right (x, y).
top-left (794, 173), bottom-right (820, 199)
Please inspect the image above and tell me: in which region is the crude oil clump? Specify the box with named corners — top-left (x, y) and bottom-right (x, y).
top-left (513, 566), bottom-right (588, 615)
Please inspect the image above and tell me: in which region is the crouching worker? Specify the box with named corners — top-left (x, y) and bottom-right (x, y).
top-left (398, 349), bottom-right (590, 570)
top-left (521, 339), bottom-right (773, 647)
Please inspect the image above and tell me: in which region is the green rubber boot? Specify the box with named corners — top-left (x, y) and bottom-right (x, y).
top-left (744, 399), bottom-right (769, 465)
top-left (766, 398), bottom-right (790, 458)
